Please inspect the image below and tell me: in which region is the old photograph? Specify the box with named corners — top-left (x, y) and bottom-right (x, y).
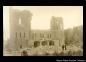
top-left (3, 6), bottom-right (83, 56)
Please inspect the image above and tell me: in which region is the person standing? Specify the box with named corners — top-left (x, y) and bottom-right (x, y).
top-left (21, 50), bottom-right (28, 56)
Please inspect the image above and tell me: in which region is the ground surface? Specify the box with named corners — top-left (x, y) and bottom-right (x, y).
top-left (3, 45), bottom-right (83, 56)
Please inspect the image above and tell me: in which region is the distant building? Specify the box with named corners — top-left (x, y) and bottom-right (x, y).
top-left (7, 8), bottom-right (65, 54)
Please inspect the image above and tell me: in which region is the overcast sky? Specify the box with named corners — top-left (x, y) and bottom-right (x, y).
top-left (3, 6), bottom-right (83, 41)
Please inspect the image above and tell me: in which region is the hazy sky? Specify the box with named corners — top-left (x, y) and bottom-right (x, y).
top-left (3, 6), bottom-right (83, 41)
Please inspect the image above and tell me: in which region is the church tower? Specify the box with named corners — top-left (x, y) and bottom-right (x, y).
top-left (9, 7), bottom-right (32, 50)
top-left (50, 16), bottom-right (64, 47)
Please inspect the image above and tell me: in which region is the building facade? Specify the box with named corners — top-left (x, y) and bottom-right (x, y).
top-left (8, 8), bottom-right (64, 54)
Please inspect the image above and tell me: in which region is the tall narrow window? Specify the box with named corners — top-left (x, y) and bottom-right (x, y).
top-left (50, 34), bottom-right (51, 38)
top-left (34, 33), bottom-right (36, 40)
top-left (20, 45), bottom-right (22, 49)
top-left (47, 34), bottom-right (49, 38)
top-left (32, 33), bottom-right (34, 40)
top-left (42, 34), bottom-right (44, 38)
top-left (40, 33), bottom-right (44, 38)
top-left (40, 33), bottom-right (42, 38)
top-left (19, 18), bottom-right (21, 25)
top-left (20, 32), bottom-right (21, 38)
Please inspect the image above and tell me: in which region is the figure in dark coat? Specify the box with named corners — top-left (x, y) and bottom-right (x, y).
top-left (62, 45), bottom-right (64, 50)
top-left (21, 50), bottom-right (28, 56)
top-left (62, 45), bottom-right (66, 50)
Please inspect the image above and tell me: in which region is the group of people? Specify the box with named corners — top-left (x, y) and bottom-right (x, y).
top-left (21, 45), bottom-right (66, 56)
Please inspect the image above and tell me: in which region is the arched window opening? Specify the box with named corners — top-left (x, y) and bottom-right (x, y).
top-left (42, 41), bottom-right (47, 46)
top-left (34, 41), bottom-right (40, 48)
top-left (49, 41), bottom-right (54, 46)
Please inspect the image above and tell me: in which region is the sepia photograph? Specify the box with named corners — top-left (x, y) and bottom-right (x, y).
top-left (3, 6), bottom-right (83, 56)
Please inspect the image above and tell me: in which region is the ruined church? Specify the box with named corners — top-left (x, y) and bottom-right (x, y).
top-left (8, 8), bottom-right (65, 55)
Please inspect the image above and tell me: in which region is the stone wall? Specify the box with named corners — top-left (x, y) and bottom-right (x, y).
top-left (9, 8), bottom-right (32, 50)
